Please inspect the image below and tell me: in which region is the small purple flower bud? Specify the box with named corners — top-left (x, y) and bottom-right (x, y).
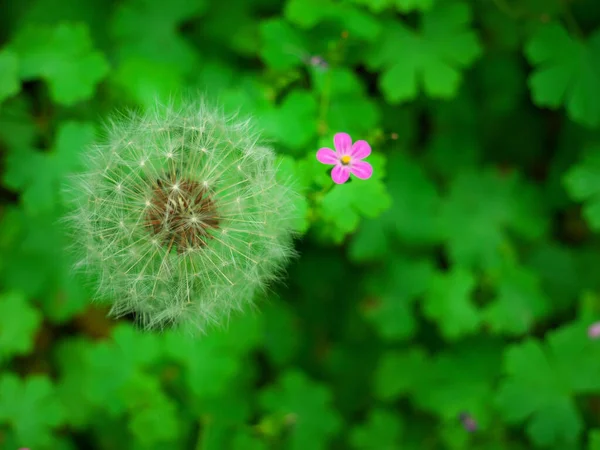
top-left (588, 322), bottom-right (600, 339)
top-left (308, 55), bottom-right (328, 69)
top-left (459, 412), bottom-right (478, 432)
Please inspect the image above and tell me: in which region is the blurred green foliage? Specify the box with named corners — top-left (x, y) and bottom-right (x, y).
top-left (1, 0), bottom-right (600, 448)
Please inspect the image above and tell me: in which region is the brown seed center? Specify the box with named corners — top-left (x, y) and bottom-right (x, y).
top-left (145, 174), bottom-right (220, 253)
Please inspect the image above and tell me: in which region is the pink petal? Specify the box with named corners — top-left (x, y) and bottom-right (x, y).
top-left (589, 322), bottom-right (600, 339)
top-left (316, 147), bottom-right (339, 165)
top-left (350, 140), bottom-right (371, 159)
top-left (331, 165), bottom-right (351, 184)
top-left (350, 161), bottom-right (373, 180)
top-left (334, 132), bottom-right (353, 155)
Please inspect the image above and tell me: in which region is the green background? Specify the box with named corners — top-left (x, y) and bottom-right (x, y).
top-left (2, 0), bottom-right (600, 448)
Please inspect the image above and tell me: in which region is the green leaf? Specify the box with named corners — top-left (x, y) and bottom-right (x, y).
top-left (162, 329), bottom-right (241, 399)
top-left (125, 373), bottom-right (181, 446)
top-left (285, 0), bottom-right (381, 40)
top-left (262, 301), bottom-right (301, 367)
top-left (319, 154), bottom-right (392, 241)
top-left (439, 168), bottom-right (547, 270)
top-left (367, 2), bottom-right (481, 103)
top-left (483, 263), bottom-right (549, 335)
top-left (112, 58), bottom-right (185, 107)
top-left (385, 151), bottom-right (442, 245)
top-left (525, 24), bottom-right (600, 127)
top-left (395, 0), bottom-right (435, 13)
top-left (260, 370), bottom-right (342, 450)
top-left (425, 90), bottom-right (481, 177)
top-left (590, 429), bottom-right (600, 450)
top-left (423, 267), bottom-right (481, 340)
top-left (312, 67), bottom-right (382, 135)
top-left (284, 0), bottom-right (336, 29)
top-left (495, 322), bottom-right (600, 447)
top-left (0, 374), bottom-right (66, 447)
top-left (349, 0), bottom-right (393, 14)
top-left (319, 73), bottom-right (381, 136)
top-left (564, 148), bottom-right (600, 230)
top-left (259, 18), bottom-right (308, 70)
top-left (350, 408), bottom-right (403, 449)
top-left (348, 151), bottom-right (440, 261)
top-left (348, 217), bottom-right (389, 262)
top-left (111, 0), bottom-right (206, 74)
top-left (55, 338), bottom-right (95, 428)
top-left (261, 90), bottom-right (318, 153)
top-left (0, 49), bottom-right (20, 103)
top-left (374, 347), bottom-right (428, 401)
top-left (365, 258), bottom-right (434, 341)
top-left (0, 97), bottom-right (38, 150)
top-left (0, 291), bottom-right (41, 362)
top-left (10, 22), bottom-right (109, 105)
top-left (414, 338), bottom-right (502, 419)
top-left (5, 121), bottom-right (95, 213)
top-left (83, 324), bottom-right (162, 415)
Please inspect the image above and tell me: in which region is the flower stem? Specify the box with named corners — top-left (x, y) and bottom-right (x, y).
top-left (195, 416), bottom-right (209, 450)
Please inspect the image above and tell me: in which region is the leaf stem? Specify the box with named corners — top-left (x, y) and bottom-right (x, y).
top-left (561, 0), bottom-right (584, 39)
top-left (195, 416), bottom-right (209, 450)
top-left (318, 70), bottom-right (332, 136)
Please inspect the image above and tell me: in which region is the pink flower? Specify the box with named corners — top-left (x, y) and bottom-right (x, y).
top-left (588, 322), bottom-right (600, 339)
top-left (316, 132), bottom-right (373, 184)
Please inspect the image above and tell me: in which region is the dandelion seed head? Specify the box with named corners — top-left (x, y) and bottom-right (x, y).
top-left (63, 97), bottom-right (300, 333)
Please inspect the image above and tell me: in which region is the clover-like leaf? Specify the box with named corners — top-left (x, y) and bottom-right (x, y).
top-left (364, 257), bottom-right (434, 341)
top-left (259, 18), bottom-right (308, 70)
top-left (496, 322), bottom-right (600, 447)
top-left (260, 370), bottom-right (342, 450)
top-left (111, 0), bottom-right (206, 73)
top-left (367, 2), bottom-right (481, 102)
top-left (350, 408), bottom-right (403, 449)
top-left (319, 154), bottom-right (391, 242)
top-left (83, 324), bottom-right (162, 415)
top-left (525, 23), bottom-right (600, 127)
top-left (125, 373), bottom-right (181, 446)
top-left (10, 22), bottom-right (109, 105)
top-left (439, 168), bottom-right (547, 270)
top-left (413, 338), bottom-right (503, 420)
top-left (374, 347), bottom-right (428, 401)
top-left (483, 263), bottom-right (550, 335)
top-left (0, 291), bottom-right (41, 362)
top-left (162, 329), bottom-right (241, 400)
top-left (5, 121), bottom-right (95, 214)
top-left (260, 90), bottom-right (318, 153)
top-left (0, 374), bottom-right (66, 447)
top-left (348, 152), bottom-right (440, 262)
top-left (285, 0), bottom-right (381, 40)
top-left (423, 267), bottom-right (481, 340)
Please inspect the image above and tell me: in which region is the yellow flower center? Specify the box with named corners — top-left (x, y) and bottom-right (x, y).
top-left (340, 155), bottom-right (351, 165)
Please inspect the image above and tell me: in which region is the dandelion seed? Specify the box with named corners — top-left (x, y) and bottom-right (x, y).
top-left (316, 132), bottom-right (373, 184)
